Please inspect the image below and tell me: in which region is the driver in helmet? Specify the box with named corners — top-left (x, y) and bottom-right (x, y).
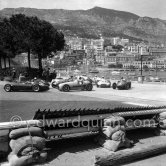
top-left (78, 76), bottom-right (84, 84)
top-left (101, 76), bottom-right (105, 82)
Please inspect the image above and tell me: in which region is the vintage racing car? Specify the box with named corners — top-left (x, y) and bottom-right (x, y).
top-left (4, 79), bottom-right (50, 92)
top-left (58, 79), bottom-right (93, 92)
top-left (96, 79), bottom-right (111, 88)
top-left (112, 79), bottom-right (131, 90)
top-left (51, 77), bottom-right (70, 88)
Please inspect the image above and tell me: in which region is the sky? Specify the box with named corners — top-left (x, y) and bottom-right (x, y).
top-left (0, 0), bottom-right (166, 20)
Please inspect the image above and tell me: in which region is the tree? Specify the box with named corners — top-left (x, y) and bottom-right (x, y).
top-left (108, 64), bottom-right (116, 68)
top-left (116, 63), bottom-right (123, 68)
top-left (0, 18), bottom-right (20, 69)
top-left (9, 14), bottom-right (33, 70)
top-left (29, 19), bottom-right (65, 73)
top-left (112, 45), bottom-right (124, 51)
top-left (0, 14), bottom-right (65, 75)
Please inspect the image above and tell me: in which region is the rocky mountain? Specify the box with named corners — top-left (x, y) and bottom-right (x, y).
top-left (0, 6), bottom-right (166, 44)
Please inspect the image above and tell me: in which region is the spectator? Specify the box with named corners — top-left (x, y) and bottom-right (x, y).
top-left (11, 68), bottom-right (16, 80)
top-left (46, 68), bottom-right (50, 82)
top-left (121, 77), bottom-right (126, 81)
top-left (24, 72), bottom-right (28, 78)
top-left (42, 68), bottom-right (47, 80)
top-left (18, 73), bottom-right (24, 82)
top-left (52, 69), bottom-right (57, 79)
top-left (69, 75), bottom-right (74, 81)
top-left (93, 75), bottom-right (98, 83)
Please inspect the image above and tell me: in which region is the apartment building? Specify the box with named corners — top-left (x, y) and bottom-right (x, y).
top-left (84, 37), bottom-right (104, 51)
top-left (95, 50), bottom-right (105, 65)
top-left (106, 53), bottom-right (135, 65)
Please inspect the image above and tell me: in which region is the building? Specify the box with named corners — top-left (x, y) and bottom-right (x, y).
top-left (123, 58), bottom-right (166, 69)
top-left (123, 61), bottom-right (153, 69)
top-left (119, 38), bottom-right (129, 46)
top-left (127, 44), bottom-right (149, 55)
top-left (110, 37), bottom-right (120, 45)
top-left (106, 52), bottom-right (135, 65)
top-left (149, 47), bottom-right (166, 57)
top-left (84, 37), bottom-right (104, 51)
top-left (91, 37), bottom-right (104, 51)
top-left (66, 37), bottom-right (83, 50)
top-left (95, 50), bottom-right (105, 65)
top-left (128, 44), bottom-right (139, 53)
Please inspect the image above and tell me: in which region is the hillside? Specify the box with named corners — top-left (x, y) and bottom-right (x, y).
top-left (0, 7), bottom-right (166, 44)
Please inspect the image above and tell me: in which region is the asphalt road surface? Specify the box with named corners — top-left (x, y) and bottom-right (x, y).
top-left (1, 82), bottom-right (166, 122)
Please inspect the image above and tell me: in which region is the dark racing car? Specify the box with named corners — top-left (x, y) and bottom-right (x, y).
top-left (112, 79), bottom-right (131, 90)
top-left (4, 78), bottom-right (49, 92)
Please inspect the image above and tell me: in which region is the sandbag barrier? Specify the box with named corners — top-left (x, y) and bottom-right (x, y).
top-left (1, 106), bottom-right (166, 165)
top-left (155, 112), bottom-right (166, 136)
top-left (94, 116), bottom-right (133, 152)
top-left (6, 127), bottom-right (47, 166)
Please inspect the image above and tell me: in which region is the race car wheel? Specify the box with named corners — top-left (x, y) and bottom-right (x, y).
top-left (51, 82), bottom-right (57, 88)
top-left (86, 84), bottom-right (93, 91)
top-left (4, 84), bottom-right (12, 92)
top-left (32, 85), bottom-right (40, 92)
top-left (125, 83), bottom-right (130, 90)
top-left (62, 85), bottom-right (70, 92)
top-left (112, 83), bottom-right (117, 89)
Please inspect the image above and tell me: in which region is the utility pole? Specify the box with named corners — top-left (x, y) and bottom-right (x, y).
top-left (156, 60), bottom-right (157, 76)
top-left (139, 46), bottom-right (145, 83)
top-left (141, 54), bottom-right (143, 76)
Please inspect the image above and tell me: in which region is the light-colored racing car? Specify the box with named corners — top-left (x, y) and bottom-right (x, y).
top-left (96, 79), bottom-right (111, 88)
top-left (51, 77), bottom-right (70, 88)
top-left (58, 79), bottom-right (93, 92)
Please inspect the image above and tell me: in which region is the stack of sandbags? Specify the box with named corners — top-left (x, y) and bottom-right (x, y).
top-left (95, 116), bottom-right (132, 152)
top-left (155, 112), bottom-right (166, 136)
top-left (0, 129), bottom-right (9, 158)
top-left (7, 127), bottom-right (47, 166)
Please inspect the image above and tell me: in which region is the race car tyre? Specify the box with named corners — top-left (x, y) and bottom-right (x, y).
top-left (86, 84), bottom-right (93, 91)
top-left (112, 83), bottom-right (117, 89)
top-left (125, 83), bottom-right (130, 90)
top-left (62, 85), bottom-right (70, 92)
top-left (51, 82), bottom-right (57, 88)
top-left (10, 136), bottom-right (46, 156)
top-left (32, 85), bottom-right (40, 92)
top-left (4, 84), bottom-right (12, 92)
